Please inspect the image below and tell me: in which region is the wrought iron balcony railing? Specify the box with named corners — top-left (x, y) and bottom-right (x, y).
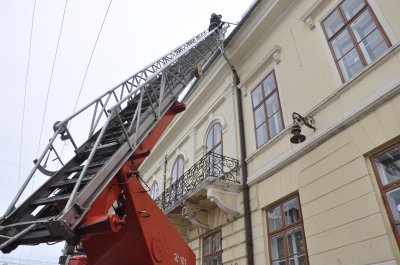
top-left (154, 152), bottom-right (240, 210)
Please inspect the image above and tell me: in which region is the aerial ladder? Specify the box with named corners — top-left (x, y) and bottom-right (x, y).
top-left (0, 25), bottom-right (229, 265)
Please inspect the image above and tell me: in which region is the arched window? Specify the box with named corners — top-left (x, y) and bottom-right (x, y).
top-left (171, 155), bottom-right (184, 183)
top-left (206, 123), bottom-right (222, 155)
top-left (206, 123), bottom-right (223, 177)
top-left (150, 181), bottom-right (159, 199)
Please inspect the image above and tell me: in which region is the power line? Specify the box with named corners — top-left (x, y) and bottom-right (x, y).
top-left (18, 0), bottom-right (37, 190)
top-left (36, 0), bottom-right (69, 157)
top-left (57, 0), bottom-right (114, 167)
top-left (72, 0), bottom-right (113, 114)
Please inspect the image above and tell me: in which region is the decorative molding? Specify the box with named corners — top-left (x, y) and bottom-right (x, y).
top-left (206, 184), bottom-right (241, 216)
top-left (300, 0), bottom-right (331, 29)
top-left (223, 84), bottom-right (234, 100)
top-left (175, 148), bottom-right (188, 163)
top-left (240, 45), bottom-right (281, 96)
top-left (249, 77), bottom-right (400, 185)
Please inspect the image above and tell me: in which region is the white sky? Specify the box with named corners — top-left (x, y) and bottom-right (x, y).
top-left (0, 0), bottom-right (255, 264)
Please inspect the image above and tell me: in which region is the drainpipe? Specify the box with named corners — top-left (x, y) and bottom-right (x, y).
top-left (235, 85), bottom-right (254, 265)
top-left (221, 49), bottom-right (254, 265)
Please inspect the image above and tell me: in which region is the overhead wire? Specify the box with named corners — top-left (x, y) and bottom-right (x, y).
top-left (71, 0), bottom-right (114, 114)
top-left (57, 0), bottom-right (114, 168)
top-left (36, 0), bottom-right (69, 157)
top-left (17, 0), bottom-right (37, 190)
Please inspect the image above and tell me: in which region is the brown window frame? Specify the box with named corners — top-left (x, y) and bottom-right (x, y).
top-left (265, 193), bottom-right (309, 265)
top-left (251, 70), bottom-right (284, 148)
top-left (202, 230), bottom-right (222, 265)
top-left (321, 0), bottom-right (391, 82)
top-left (370, 143), bottom-right (400, 249)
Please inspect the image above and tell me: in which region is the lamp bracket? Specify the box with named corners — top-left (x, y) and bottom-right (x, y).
top-left (292, 112), bottom-right (316, 131)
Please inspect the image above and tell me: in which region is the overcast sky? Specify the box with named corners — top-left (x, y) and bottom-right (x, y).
top-left (0, 0), bottom-right (255, 263)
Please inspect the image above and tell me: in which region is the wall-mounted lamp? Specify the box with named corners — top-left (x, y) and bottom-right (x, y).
top-left (290, 112), bottom-right (316, 144)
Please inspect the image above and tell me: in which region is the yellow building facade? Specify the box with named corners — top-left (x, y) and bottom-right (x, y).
top-left (141, 0), bottom-right (400, 264)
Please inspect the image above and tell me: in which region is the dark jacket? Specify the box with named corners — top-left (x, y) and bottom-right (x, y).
top-left (208, 14), bottom-right (222, 31)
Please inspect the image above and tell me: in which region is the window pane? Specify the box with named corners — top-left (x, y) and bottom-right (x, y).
top-left (213, 232), bottom-right (222, 252)
top-left (150, 181), bottom-right (158, 199)
top-left (350, 10), bottom-right (376, 42)
top-left (359, 29), bottom-right (388, 64)
top-left (171, 168), bottom-right (177, 182)
top-left (289, 255), bottom-right (307, 265)
top-left (203, 257), bottom-right (212, 265)
top-left (212, 255), bottom-right (222, 265)
top-left (341, 0), bottom-right (365, 20)
top-left (323, 9), bottom-right (344, 38)
top-left (207, 129), bottom-right (213, 152)
top-left (331, 29), bottom-right (355, 59)
top-left (287, 227), bottom-right (306, 256)
top-left (255, 106), bottom-right (266, 127)
top-left (386, 187), bottom-right (400, 236)
top-left (338, 48), bottom-right (363, 80)
top-left (283, 197), bottom-right (301, 225)
top-left (263, 73), bottom-right (276, 96)
top-left (256, 125), bottom-right (268, 147)
top-left (178, 158), bottom-right (184, 178)
top-left (268, 206), bottom-right (283, 232)
top-left (213, 124), bottom-right (222, 146)
top-left (203, 237), bottom-right (211, 255)
top-left (268, 112), bottom-right (283, 139)
top-left (266, 93), bottom-right (280, 118)
top-left (252, 85), bottom-right (263, 107)
top-left (373, 147), bottom-right (400, 185)
top-left (270, 234), bottom-right (286, 263)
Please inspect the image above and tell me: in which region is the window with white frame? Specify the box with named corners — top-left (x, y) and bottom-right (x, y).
top-left (171, 155), bottom-right (184, 183)
top-left (170, 155), bottom-right (184, 201)
top-left (371, 144), bottom-right (400, 248)
top-left (321, 0), bottom-right (391, 82)
top-left (206, 123), bottom-right (222, 155)
top-left (150, 181), bottom-right (159, 199)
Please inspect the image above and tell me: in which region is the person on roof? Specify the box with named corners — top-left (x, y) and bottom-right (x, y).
top-left (209, 13), bottom-right (222, 31)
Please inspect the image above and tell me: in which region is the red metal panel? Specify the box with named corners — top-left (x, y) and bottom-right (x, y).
top-left (72, 102), bottom-right (194, 265)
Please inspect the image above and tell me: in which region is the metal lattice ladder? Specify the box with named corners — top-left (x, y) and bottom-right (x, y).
top-left (0, 26), bottom-right (227, 253)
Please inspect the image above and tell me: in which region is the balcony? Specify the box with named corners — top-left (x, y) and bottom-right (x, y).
top-left (154, 152), bottom-right (241, 228)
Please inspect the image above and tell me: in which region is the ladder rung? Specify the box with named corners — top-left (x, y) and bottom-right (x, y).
top-left (66, 160), bottom-right (106, 174)
top-left (49, 175), bottom-right (94, 189)
top-left (79, 142), bottom-right (120, 157)
top-left (31, 194), bottom-right (71, 206)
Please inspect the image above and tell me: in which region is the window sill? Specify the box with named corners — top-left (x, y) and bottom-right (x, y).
top-left (246, 127), bottom-right (290, 163)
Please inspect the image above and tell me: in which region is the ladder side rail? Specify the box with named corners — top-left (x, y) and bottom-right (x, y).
top-left (1, 26), bottom-right (221, 228)
top-left (88, 101), bottom-right (99, 139)
top-left (53, 30), bottom-right (213, 139)
top-left (2, 126), bottom-right (63, 218)
top-left (62, 113), bottom-right (113, 214)
top-left (102, 29), bottom-right (220, 119)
